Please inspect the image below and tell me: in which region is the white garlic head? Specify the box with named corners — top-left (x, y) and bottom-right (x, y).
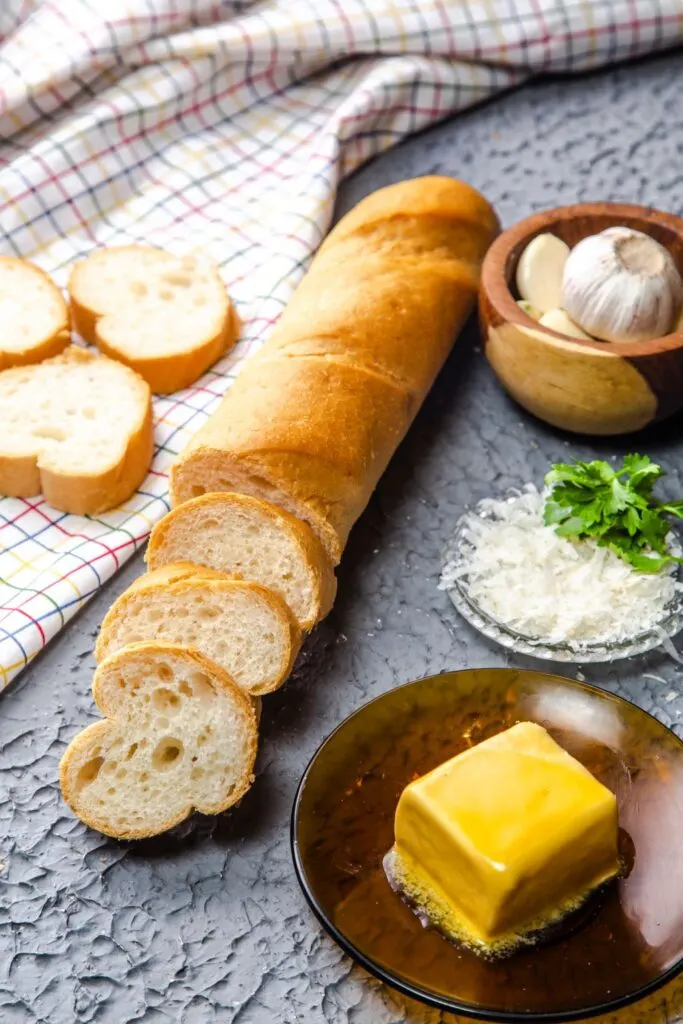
top-left (562, 227), bottom-right (683, 343)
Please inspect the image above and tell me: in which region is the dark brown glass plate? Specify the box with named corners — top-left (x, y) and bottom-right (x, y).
top-left (291, 669), bottom-right (683, 1022)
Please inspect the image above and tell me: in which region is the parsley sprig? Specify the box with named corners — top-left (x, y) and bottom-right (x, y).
top-left (543, 454), bottom-right (683, 574)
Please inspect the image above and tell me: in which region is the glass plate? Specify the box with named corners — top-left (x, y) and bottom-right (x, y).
top-left (441, 506), bottom-right (683, 663)
top-left (291, 669), bottom-right (683, 1022)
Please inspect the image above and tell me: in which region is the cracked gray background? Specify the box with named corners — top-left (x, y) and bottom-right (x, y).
top-left (3, 49), bottom-right (683, 1024)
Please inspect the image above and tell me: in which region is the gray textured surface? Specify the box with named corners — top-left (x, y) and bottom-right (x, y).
top-left (2, 51), bottom-right (683, 1024)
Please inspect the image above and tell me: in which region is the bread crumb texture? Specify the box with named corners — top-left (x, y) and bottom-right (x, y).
top-left (146, 493), bottom-right (336, 631)
top-left (0, 256), bottom-right (69, 369)
top-left (60, 643), bottom-right (258, 839)
top-left (0, 345), bottom-right (153, 514)
top-left (96, 564), bottom-right (302, 695)
top-left (68, 247), bottom-right (237, 392)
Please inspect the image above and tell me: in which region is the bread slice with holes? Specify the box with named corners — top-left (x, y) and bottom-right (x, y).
top-left (60, 641), bottom-right (259, 839)
top-left (96, 563), bottom-right (302, 696)
top-left (0, 256), bottom-right (70, 370)
top-left (145, 493), bottom-right (336, 631)
top-left (0, 345), bottom-right (153, 514)
top-left (68, 246), bottom-right (238, 393)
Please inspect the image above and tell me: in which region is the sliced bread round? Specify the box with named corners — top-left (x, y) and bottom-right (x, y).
top-left (0, 345), bottom-right (153, 514)
top-left (60, 641), bottom-right (258, 839)
top-left (68, 246), bottom-right (238, 393)
top-left (145, 493), bottom-right (336, 632)
top-left (96, 563), bottom-right (302, 695)
top-left (0, 256), bottom-right (69, 370)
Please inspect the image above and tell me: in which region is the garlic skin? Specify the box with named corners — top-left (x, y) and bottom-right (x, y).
top-left (562, 227), bottom-right (683, 343)
top-left (516, 232), bottom-right (569, 313)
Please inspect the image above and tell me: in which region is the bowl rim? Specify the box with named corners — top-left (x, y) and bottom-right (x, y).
top-left (481, 201), bottom-right (683, 357)
top-left (290, 667), bottom-right (683, 1023)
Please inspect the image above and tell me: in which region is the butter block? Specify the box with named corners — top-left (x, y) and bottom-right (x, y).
top-left (386, 722), bottom-right (620, 954)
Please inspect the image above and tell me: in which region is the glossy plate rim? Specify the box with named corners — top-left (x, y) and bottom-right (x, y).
top-left (290, 669), bottom-right (683, 1023)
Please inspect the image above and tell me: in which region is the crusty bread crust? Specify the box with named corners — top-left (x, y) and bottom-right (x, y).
top-left (169, 176), bottom-right (499, 562)
top-left (114, 562), bottom-right (235, 590)
top-left (41, 402), bottom-right (153, 516)
top-left (0, 346), bottom-right (153, 514)
top-left (169, 359), bottom-right (413, 564)
top-left (0, 256), bottom-right (70, 370)
top-left (92, 304), bottom-right (238, 395)
top-left (60, 641), bottom-right (258, 840)
top-left (145, 493), bottom-right (336, 631)
top-left (96, 563), bottom-right (302, 695)
top-left (68, 246), bottom-right (239, 394)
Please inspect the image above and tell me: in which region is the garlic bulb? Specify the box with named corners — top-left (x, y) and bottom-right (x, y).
top-left (516, 233), bottom-right (569, 313)
top-left (562, 227), bottom-right (683, 343)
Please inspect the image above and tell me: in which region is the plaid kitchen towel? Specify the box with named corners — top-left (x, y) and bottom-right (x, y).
top-left (0, 0), bottom-right (682, 689)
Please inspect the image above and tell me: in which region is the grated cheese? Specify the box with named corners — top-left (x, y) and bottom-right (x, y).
top-left (440, 486), bottom-right (682, 646)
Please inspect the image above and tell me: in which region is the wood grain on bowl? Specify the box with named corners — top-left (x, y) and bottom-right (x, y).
top-left (479, 203), bottom-right (683, 435)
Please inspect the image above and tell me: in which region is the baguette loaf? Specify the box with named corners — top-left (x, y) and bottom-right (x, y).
top-left (145, 493), bottom-right (336, 631)
top-left (170, 177), bottom-right (499, 562)
top-left (96, 563), bottom-right (302, 695)
top-left (60, 641), bottom-right (258, 839)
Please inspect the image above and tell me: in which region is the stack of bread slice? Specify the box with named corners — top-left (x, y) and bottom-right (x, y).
top-left (60, 494), bottom-right (337, 838)
top-left (59, 176), bottom-right (499, 839)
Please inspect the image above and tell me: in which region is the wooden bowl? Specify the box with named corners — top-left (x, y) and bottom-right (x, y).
top-left (479, 203), bottom-right (683, 435)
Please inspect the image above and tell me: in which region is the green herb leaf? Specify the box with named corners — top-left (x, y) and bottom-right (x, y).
top-left (543, 501), bottom-right (571, 526)
top-left (624, 506), bottom-right (641, 536)
top-left (620, 550), bottom-right (679, 575)
top-left (543, 455), bottom-right (682, 574)
top-left (555, 516), bottom-right (588, 538)
top-left (620, 453), bottom-right (662, 494)
top-left (605, 477), bottom-right (632, 514)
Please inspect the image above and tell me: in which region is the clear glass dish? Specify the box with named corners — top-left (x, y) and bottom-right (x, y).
top-left (441, 503), bottom-right (683, 664)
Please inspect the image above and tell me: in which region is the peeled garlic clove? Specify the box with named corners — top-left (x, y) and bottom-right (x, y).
top-left (516, 233), bottom-right (570, 314)
top-left (539, 308), bottom-right (594, 340)
top-left (516, 299), bottom-right (542, 321)
top-left (562, 228), bottom-right (683, 343)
